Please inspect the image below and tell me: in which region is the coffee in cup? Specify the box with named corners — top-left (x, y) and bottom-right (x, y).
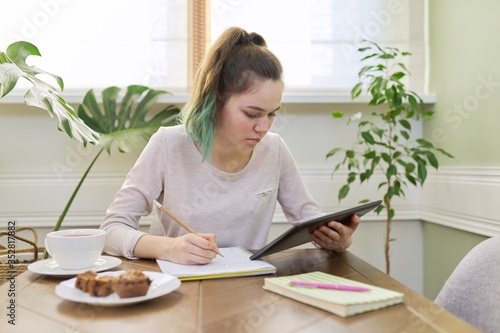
top-left (45, 229), bottom-right (106, 270)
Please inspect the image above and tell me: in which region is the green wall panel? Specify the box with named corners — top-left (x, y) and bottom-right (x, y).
top-left (423, 223), bottom-right (487, 300)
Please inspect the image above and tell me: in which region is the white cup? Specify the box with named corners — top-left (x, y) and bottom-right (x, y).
top-left (45, 229), bottom-right (106, 270)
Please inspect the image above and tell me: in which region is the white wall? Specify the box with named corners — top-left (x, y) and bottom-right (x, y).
top-left (0, 100), bottom-right (424, 293)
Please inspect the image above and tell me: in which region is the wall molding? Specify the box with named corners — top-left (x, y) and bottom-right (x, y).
top-left (422, 166), bottom-right (500, 236)
top-left (1, 168), bottom-right (418, 228)
top-left (2, 166), bottom-right (497, 236)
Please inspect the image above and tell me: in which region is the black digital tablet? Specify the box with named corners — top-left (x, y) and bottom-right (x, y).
top-left (250, 200), bottom-right (382, 260)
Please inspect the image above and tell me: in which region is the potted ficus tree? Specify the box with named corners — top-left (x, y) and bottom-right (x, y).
top-left (326, 41), bottom-right (453, 275)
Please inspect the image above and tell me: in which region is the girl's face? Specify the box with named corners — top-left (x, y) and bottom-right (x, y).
top-left (215, 79), bottom-right (283, 153)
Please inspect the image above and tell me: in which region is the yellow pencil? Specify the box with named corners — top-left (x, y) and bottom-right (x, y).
top-left (153, 200), bottom-right (223, 257)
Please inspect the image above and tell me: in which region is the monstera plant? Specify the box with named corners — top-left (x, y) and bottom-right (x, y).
top-left (40, 85), bottom-right (180, 259)
top-left (53, 85), bottom-right (180, 232)
top-left (1, 41), bottom-right (181, 262)
top-left (0, 41), bottom-right (99, 146)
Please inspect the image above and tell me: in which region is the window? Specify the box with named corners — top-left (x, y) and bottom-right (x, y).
top-left (211, 0), bottom-right (425, 93)
top-left (1, 0), bottom-right (425, 95)
top-left (0, 0), bottom-right (188, 91)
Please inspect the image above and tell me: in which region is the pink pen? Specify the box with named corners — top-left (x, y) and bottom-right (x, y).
top-left (289, 280), bottom-right (370, 292)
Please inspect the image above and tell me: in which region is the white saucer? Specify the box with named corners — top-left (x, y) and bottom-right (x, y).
top-left (28, 256), bottom-right (122, 277)
top-left (55, 271), bottom-right (181, 306)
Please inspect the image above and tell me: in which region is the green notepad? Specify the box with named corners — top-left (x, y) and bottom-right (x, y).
top-left (263, 271), bottom-right (404, 317)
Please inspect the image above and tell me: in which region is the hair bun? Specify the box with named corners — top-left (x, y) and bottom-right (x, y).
top-left (237, 31), bottom-right (267, 47)
top-left (249, 32), bottom-right (266, 47)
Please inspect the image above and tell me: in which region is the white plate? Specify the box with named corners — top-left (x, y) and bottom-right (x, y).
top-left (55, 271), bottom-right (181, 306)
top-left (28, 256), bottom-right (122, 276)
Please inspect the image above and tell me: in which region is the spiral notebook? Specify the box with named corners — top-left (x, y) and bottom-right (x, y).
top-left (263, 271), bottom-right (404, 317)
top-left (156, 247), bottom-right (276, 280)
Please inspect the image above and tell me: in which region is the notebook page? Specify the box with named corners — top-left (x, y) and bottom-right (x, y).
top-left (156, 247), bottom-right (276, 278)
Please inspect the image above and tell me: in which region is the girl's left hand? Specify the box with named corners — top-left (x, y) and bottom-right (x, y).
top-left (310, 214), bottom-right (361, 252)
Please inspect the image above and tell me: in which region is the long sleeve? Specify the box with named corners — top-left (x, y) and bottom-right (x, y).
top-left (275, 136), bottom-right (323, 223)
top-left (100, 129), bottom-right (168, 258)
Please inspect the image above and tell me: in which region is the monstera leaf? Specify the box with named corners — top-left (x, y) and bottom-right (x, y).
top-left (0, 41), bottom-right (99, 146)
top-left (77, 85), bottom-right (180, 153)
top-left (47, 85), bottom-right (180, 241)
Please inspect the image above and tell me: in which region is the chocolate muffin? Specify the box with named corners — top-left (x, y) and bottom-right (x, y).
top-left (112, 269), bottom-right (152, 298)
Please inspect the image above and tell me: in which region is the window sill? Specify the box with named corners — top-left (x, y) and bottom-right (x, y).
top-left (0, 89), bottom-right (437, 105)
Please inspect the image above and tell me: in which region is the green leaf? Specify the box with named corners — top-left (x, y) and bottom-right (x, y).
top-left (398, 62), bottom-right (409, 73)
top-left (387, 165), bottom-right (398, 177)
top-left (374, 128), bottom-right (384, 138)
top-left (360, 170), bottom-right (373, 182)
top-left (348, 157), bottom-right (359, 169)
top-left (351, 82), bottom-right (363, 99)
top-left (374, 205), bottom-right (384, 214)
top-left (387, 186), bottom-right (397, 199)
top-left (408, 94), bottom-right (420, 113)
top-left (368, 77), bottom-right (387, 96)
top-left (417, 159), bottom-right (427, 183)
top-left (360, 53), bottom-right (378, 61)
top-left (338, 184), bottom-right (350, 201)
top-left (332, 111), bottom-right (344, 118)
top-left (425, 151), bottom-right (439, 169)
top-left (361, 131), bottom-right (375, 144)
top-left (1, 41), bottom-right (99, 146)
top-left (77, 85), bottom-right (180, 154)
top-left (357, 47), bottom-right (372, 52)
top-left (326, 147), bottom-right (342, 159)
top-left (406, 174), bottom-right (417, 186)
top-left (390, 72), bottom-right (405, 81)
top-left (423, 110), bottom-right (435, 119)
top-left (364, 150), bottom-right (376, 159)
top-left (405, 162), bottom-right (416, 173)
top-left (388, 208), bottom-right (395, 220)
top-left (437, 147), bottom-right (455, 159)
top-left (347, 172), bottom-right (357, 183)
top-left (399, 119), bottom-right (411, 130)
top-left (416, 138), bottom-right (435, 149)
top-left (381, 152), bottom-right (391, 163)
top-left (379, 53), bottom-right (395, 59)
top-left (0, 52), bottom-right (22, 97)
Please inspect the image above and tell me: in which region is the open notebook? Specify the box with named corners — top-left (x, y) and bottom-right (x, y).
top-left (156, 247), bottom-right (276, 280)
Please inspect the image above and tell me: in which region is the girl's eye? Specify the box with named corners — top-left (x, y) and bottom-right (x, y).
top-left (245, 112), bottom-right (259, 118)
top-left (244, 111), bottom-right (277, 118)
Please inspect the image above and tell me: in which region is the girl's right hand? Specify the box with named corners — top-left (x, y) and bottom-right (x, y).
top-left (164, 233), bottom-right (220, 265)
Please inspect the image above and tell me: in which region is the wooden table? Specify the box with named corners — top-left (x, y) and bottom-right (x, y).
top-left (1, 249), bottom-right (480, 333)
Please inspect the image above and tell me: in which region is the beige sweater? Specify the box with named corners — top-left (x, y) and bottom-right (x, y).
top-left (100, 125), bottom-right (322, 258)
